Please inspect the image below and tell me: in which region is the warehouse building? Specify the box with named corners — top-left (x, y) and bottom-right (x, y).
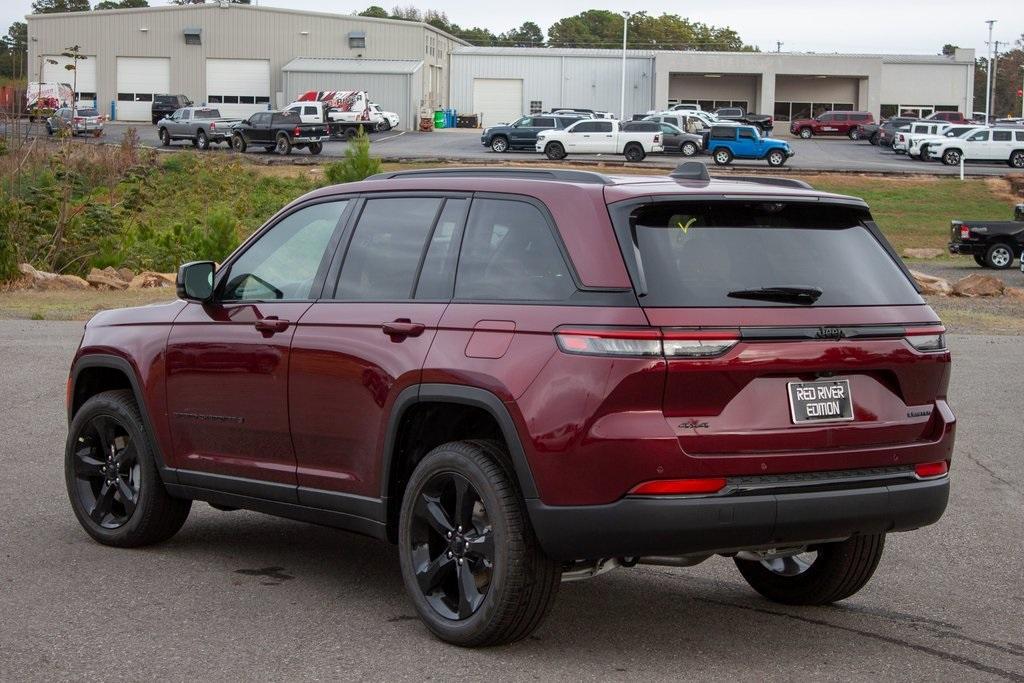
top-left (452, 47), bottom-right (976, 127)
top-left (26, 3), bottom-right (463, 125)
top-left (27, 4), bottom-right (975, 130)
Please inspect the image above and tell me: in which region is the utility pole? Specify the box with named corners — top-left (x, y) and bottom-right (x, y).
top-left (620, 12), bottom-right (630, 121)
top-left (990, 40), bottom-right (1002, 118)
top-left (1020, 65), bottom-right (1023, 118)
top-left (984, 19), bottom-right (995, 123)
top-left (776, 41), bottom-right (783, 53)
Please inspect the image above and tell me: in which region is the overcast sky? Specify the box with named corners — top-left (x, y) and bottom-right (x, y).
top-left (5, 0), bottom-right (1022, 55)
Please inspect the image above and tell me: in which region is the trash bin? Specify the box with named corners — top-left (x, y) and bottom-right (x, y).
top-left (434, 110), bottom-right (446, 129)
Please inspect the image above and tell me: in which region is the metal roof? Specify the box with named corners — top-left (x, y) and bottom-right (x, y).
top-left (282, 58), bottom-right (423, 75)
top-left (454, 46), bottom-right (968, 64)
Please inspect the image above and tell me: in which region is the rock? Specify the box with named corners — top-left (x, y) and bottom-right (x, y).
top-left (902, 248), bottom-right (944, 260)
top-left (1004, 286), bottom-right (1024, 301)
top-left (87, 267), bottom-right (128, 290)
top-left (18, 263), bottom-right (92, 290)
top-left (128, 271), bottom-right (175, 289)
top-left (909, 270), bottom-right (952, 296)
top-left (116, 267), bottom-right (135, 282)
top-left (952, 273), bottom-right (1005, 298)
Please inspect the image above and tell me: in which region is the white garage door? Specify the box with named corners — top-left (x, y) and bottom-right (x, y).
top-left (473, 78), bottom-right (523, 128)
top-left (206, 59), bottom-right (270, 119)
top-left (42, 54), bottom-right (97, 108)
top-left (116, 57), bottom-right (170, 121)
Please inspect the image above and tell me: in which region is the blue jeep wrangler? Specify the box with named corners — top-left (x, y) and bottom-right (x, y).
top-left (705, 124), bottom-right (794, 167)
top-left (481, 114), bottom-right (582, 153)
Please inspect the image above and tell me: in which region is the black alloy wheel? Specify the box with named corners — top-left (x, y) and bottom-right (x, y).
top-left (408, 471), bottom-right (494, 621)
top-left (69, 413), bottom-right (140, 529)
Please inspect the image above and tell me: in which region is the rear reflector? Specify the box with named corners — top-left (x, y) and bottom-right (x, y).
top-left (905, 326), bottom-right (947, 352)
top-left (630, 478), bottom-right (728, 495)
top-left (914, 461), bottom-right (948, 479)
top-left (554, 326), bottom-right (738, 359)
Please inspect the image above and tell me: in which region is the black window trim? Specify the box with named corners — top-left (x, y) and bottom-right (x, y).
top-left (212, 196), bottom-right (355, 304)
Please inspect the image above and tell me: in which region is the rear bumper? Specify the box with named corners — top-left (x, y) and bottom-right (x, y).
top-left (527, 476), bottom-right (948, 561)
top-left (948, 241), bottom-right (985, 255)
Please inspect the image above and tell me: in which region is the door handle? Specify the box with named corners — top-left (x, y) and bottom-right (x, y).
top-left (382, 319), bottom-right (425, 341)
top-left (254, 316), bottom-right (290, 335)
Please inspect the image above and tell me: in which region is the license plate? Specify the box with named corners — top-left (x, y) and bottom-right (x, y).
top-left (787, 380), bottom-right (854, 424)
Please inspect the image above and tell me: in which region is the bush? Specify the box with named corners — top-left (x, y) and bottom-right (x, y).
top-left (324, 129), bottom-right (381, 184)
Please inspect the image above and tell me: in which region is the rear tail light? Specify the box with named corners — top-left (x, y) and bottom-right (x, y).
top-left (73, 117), bottom-right (83, 123)
top-left (293, 126), bottom-right (302, 137)
top-left (905, 326), bottom-right (947, 352)
top-left (630, 478), bottom-right (727, 495)
top-left (654, 134), bottom-right (660, 143)
top-left (554, 327), bottom-right (738, 359)
top-left (914, 461), bottom-right (948, 479)
top-left (210, 122), bottom-right (217, 130)
top-left (960, 225), bottom-right (970, 239)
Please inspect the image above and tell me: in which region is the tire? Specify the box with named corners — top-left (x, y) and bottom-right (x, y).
top-left (65, 390), bottom-right (191, 548)
top-left (159, 128), bottom-right (170, 147)
top-left (308, 142), bottom-right (323, 155)
top-left (231, 133), bottom-right (247, 153)
top-left (544, 142), bottom-right (566, 160)
top-left (869, 133), bottom-right (879, 146)
top-left (984, 242), bottom-right (1014, 269)
top-left (734, 534), bottom-right (885, 605)
top-left (398, 440), bottom-right (561, 647)
top-left (1009, 151), bottom-right (1024, 169)
top-left (344, 127), bottom-right (358, 141)
top-left (942, 148), bottom-right (962, 166)
top-left (383, 120), bottom-right (393, 131)
top-left (848, 128), bottom-right (861, 140)
top-left (918, 144), bottom-right (929, 162)
top-left (681, 141), bottom-right (698, 156)
top-left (275, 133), bottom-right (292, 156)
top-left (46, 122), bottom-right (53, 136)
top-left (766, 149), bottom-right (787, 167)
top-left (623, 143), bottom-right (645, 162)
top-left (973, 254), bottom-right (988, 267)
top-left (490, 136), bottom-right (509, 153)
top-left (798, 127), bottom-right (812, 139)
top-left (375, 120), bottom-right (386, 133)
top-left (712, 147), bottom-right (733, 165)
top-left (196, 130), bottom-right (209, 151)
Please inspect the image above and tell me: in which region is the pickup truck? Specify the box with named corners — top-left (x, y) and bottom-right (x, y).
top-left (704, 124), bottom-right (793, 166)
top-left (906, 124), bottom-right (978, 161)
top-left (230, 110), bottom-right (330, 155)
top-left (948, 204), bottom-right (1024, 269)
top-left (892, 121), bottom-right (950, 154)
top-left (481, 114), bottom-right (582, 153)
top-left (535, 118), bottom-right (662, 161)
top-left (285, 100), bottom-right (369, 140)
top-left (715, 107), bottom-right (774, 134)
top-left (157, 107), bottom-right (240, 149)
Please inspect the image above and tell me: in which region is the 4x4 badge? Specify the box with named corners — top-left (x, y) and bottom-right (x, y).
top-left (816, 326), bottom-right (844, 340)
top-left (678, 421), bottom-right (709, 429)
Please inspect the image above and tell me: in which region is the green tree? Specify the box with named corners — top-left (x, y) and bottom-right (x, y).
top-left (497, 21), bottom-right (543, 47)
top-left (323, 129), bottom-right (381, 184)
top-left (1, 22), bottom-right (28, 80)
top-left (548, 10), bottom-right (752, 51)
top-left (95, 0), bottom-right (149, 9)
top-left (389, 5), bottom-right (422, 21)
top-left (30, 0), bottom-right (91, 12)
top-left (168, 0), bottom-right (250, 5)
top-left (358, 5), bottom-right (389, 18)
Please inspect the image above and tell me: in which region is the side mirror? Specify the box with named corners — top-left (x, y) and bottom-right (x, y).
top-left (177, 261), bottom-right (215, 302)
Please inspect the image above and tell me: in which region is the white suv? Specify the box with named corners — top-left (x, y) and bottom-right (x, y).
top-left (930, 128), bottom-right (1024, 168)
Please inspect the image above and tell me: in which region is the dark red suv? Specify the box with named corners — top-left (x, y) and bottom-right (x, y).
top-left (790, 111), bottom-right (875, 139)
top-left (65, 165), bottom-right (954, 647)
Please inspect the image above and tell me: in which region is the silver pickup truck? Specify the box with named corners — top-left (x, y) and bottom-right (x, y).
top-left (156, 107), bottom-right (241, 150)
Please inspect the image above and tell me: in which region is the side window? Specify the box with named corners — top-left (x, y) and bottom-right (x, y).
top-left (710, 126), bottom-right (735, 140)
top-left (1016, 131), bottom-right (1024, 142)
top-left (835, 114), bottom-right (848, 121)
top-left (819, 113), bottom-right (833, 122)
top-left (455, 199), bottom-right (574, 302)
top-left (595, 121), bottom-right (613, 132)
top-left (304, 106), bottom-right (317, 116)
top-left (571, 122), bottom-right (596, 133)
top-left (532, 117), bottom-right (555, 128)
top-left (968, 131), bottom-right (989, 142)
top-left (415, 199), bottom-right (469, 300)
top-left (738, 128), bottom-right (755, 140)
top-left (334, 197), bottom-right (442, 300)
top-left (221, 201), bottom-right (348, 301)
top-left (992, 130), bottom-right (1012, 142)
top-left (665, 116), bottom-right (679, 127)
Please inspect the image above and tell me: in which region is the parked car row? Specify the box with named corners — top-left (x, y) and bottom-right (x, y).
top-left (157, 107), bottom-right (329, 155)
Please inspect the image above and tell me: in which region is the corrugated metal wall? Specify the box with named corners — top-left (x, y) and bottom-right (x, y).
top-left (450, 53), bottom-right (655, 119)
top-left (283, 70), bottom-right (417, 131)
top-left (27, 4), bottom-right (455, 119)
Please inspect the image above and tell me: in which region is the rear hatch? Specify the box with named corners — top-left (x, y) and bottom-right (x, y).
top-left (618, 196), bottom-right (950, 473)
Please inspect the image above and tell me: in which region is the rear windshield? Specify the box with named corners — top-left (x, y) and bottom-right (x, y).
top-left (629, 201), bottom-right (921, 307)
top-left (75, 108), bottom-right (98, 116)
top-left (194, 108), bottom-right (221, 118)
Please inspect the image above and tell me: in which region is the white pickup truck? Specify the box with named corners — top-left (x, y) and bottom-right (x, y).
top-left (906, 124), bottom-right (979, 161)
top-left (892, 121), bottom-right (950, 154)
top-left (535, 119), bottom-right (662, 161)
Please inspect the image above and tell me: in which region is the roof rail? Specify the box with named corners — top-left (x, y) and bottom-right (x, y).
top-left (724, 176), bottom-right (814, 190)
top-left (669, 161), bottom-right (711, 182)
top-left (366, 167), bottom-right (614, 185)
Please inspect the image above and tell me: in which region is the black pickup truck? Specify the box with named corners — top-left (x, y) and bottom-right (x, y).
top-left (230, 110), bottom-right (329, 155)
top-left (714, 107), bottom-right (774, 134)
top-left (948, 204), bottom-right (1024, 269)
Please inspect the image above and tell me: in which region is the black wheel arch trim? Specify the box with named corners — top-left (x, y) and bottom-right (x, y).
top-left (380, 383), bottom-right (541, 507)
top-left (69, 353), bottom-right (176, 484)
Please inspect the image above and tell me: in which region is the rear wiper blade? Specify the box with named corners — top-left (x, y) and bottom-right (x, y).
top-left (727, 286), bottom-right (823, 304)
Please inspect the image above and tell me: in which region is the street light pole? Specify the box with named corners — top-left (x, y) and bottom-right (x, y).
top-left (984, 19), bottom-right (995, 123)
top-left (1020, 65), bottom-right (1023, 118)
top-left (620, 12), bottom-right (630, 121)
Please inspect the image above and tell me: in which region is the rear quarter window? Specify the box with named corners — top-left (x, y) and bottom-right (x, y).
top-left (625, 201), bottom-right (921, 307)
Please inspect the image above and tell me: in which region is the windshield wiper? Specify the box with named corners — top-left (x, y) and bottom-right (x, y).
top-left (727, 286), bottom-right (823, 304)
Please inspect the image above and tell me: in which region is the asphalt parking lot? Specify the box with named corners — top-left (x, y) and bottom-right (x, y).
top-left (6, 120), bottom-right (1021, 176)
top-left (0, 321), bottom-right (1022, 680)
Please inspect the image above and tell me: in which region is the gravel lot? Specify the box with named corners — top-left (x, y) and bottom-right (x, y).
top-left (0, 321), bottom-right (1022, 680)
top-left (6, 120), bottom-right (1022, 176)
